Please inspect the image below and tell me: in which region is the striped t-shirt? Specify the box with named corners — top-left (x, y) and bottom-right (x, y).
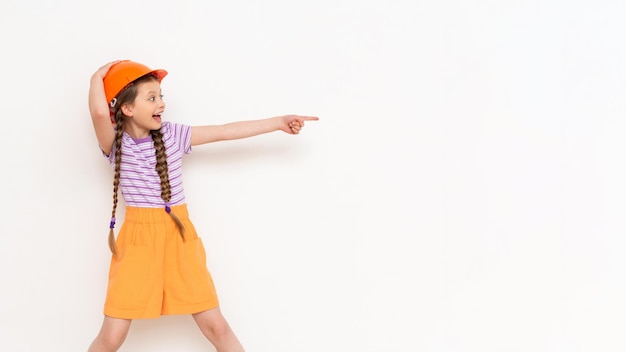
top-left (105, 121), bottom-right (192, 208)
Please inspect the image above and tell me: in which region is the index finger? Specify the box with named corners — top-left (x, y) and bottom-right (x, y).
top-left (103, 60), bottom-right (120, 67)
top-left (299, 116), bottom-right (319, 121)
top-left (98, 60), bottom-right (121, 73)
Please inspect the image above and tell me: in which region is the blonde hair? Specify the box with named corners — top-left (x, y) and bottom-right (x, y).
top-left (107, 74), bottom-right (185, 256)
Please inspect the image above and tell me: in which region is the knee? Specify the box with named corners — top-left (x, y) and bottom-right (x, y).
top-left (103, 332), bottom-right (126, 350)
top-left (202, 317), bottom-right (231, 339)
top-left (90, 330), bottom-right (128, 352)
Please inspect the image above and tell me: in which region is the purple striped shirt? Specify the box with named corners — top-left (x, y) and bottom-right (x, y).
top-left (105, 121), bottom-right (192, 208)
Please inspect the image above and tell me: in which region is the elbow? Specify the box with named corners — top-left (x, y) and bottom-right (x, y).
top-left (91, 109), bottom-right (111, 123)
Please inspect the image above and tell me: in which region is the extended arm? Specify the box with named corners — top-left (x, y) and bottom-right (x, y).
top-left (191, 115), bottom-right (319, 146)
top-left (89, 61), bottom-right (120, 156)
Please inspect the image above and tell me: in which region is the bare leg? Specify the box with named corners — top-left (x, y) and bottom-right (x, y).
top-left (192, 307), bottom-right (244, 352)
top-left (87, 316), bottom-right (132, 352)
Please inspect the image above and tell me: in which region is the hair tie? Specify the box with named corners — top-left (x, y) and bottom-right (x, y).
top-left (109, 217), bottom-right (116, 229)
top-left (165, 202), bottom-right (171, 214)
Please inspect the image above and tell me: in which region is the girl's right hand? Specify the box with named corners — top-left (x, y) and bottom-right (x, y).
top-left (93, 60), bottom-right (121, 80)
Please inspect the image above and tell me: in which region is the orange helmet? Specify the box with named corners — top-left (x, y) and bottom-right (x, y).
top-left (103, 60), bottom-right (168, 106)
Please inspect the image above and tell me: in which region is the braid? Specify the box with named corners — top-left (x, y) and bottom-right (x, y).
top-left (108, 114), bottom-right (125, 256)
top-left (151, 129), bottom-right (185, 240)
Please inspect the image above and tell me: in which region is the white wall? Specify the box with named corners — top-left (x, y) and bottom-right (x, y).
top-left (1, 0), bottom-right (624, 351)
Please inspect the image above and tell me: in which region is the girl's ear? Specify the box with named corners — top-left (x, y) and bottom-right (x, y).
top-left (121, 104), bottom-right (133, 117)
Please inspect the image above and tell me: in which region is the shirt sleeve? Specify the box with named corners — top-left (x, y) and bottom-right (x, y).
top-left (103, 141), bottom-right (116, 166)
top-left (162, 121), bottom-right (192, 155)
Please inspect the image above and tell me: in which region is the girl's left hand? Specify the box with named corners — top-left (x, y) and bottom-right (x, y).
top-left (279, 115), bottom-right (319, 134)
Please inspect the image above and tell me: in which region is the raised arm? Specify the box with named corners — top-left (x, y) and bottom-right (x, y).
top-left (191, 115), bottom-right (319, 146)
top-left (89, 61), bottom-right (120, 156)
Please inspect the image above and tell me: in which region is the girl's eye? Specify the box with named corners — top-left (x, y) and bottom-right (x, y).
top-left (149, 97), bottom-right (155, 101)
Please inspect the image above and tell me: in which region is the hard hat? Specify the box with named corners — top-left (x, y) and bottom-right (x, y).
top-left (103, 60), bottom-right (168, 106)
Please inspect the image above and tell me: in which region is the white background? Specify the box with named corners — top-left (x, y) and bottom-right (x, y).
top-left (1, 0), bottom-right (624, 351)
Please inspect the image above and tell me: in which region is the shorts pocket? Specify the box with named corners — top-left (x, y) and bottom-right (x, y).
top-left (183, 238), bottom-right (216, 300)
top-left (107, 245), bottom-right (156, 308)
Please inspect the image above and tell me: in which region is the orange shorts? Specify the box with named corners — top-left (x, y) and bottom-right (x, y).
top-left (104, 204), bottom-right (219, 319)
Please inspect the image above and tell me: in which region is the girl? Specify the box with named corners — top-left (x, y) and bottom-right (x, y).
top-left (87, 60), bottom-right (318, 352)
